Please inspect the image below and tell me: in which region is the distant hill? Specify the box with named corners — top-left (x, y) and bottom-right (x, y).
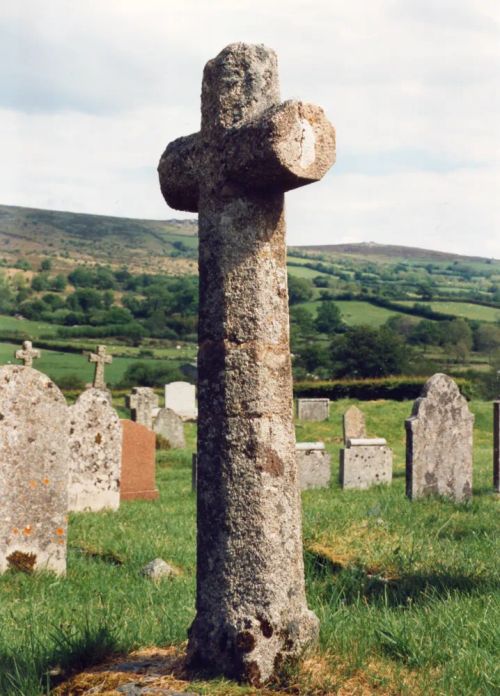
top-left (0, 204), bottom-right (198, 276)
top-left (293, 241), bottom-right (499, 264)
top-left (0, 204), bottom-right (498, 276)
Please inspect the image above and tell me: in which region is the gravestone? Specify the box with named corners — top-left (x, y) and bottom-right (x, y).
top-left (120, 420), bottom-right (159, 501)
top-left (165, 381), bottom-right (197, 421)
top-left (296, 398), bottom-right (329, 422)
top-left (127, 387), bottom-right (158, 430)
top-left (15, 340), bottom-right (40, 366)
top-left (68, 388), bottom-right (121, 512)
top-left (88, 344), bottom-right (112, 390)
top-left (0, 365), bottom-right (69, 574)
top-left (343, 405), bottom-right (366, 440)
top-left (493, 401), bottom-right (499, 493)
top-left (159, 42), bottom-right (335, 683)
top-left (406, 373), bottom-right (474, 501)
top-left (153, 407), bottom-right (185, 449)
top-left (296, 442), bottom-right (331, 490)
top-left (340, 404), bottom-right (392, 489)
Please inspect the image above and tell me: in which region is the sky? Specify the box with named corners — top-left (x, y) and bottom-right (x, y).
top-left (1, 0), bottom-right (499, 257)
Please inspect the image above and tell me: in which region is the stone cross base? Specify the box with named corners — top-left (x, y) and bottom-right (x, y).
top-left (296, 442), bottom-right (331, 490)
top-left (340, 445), bottom-right (393, 490)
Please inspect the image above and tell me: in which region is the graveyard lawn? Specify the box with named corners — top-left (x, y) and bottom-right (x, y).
top-left (0, 403), bottom-right (498, 695)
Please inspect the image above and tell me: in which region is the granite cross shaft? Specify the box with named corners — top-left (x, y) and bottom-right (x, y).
top-left (159, 43), bottom-right (335, 685)
top-left (88, 345), bottom-right (112, 390)
top-left (15, 340), bottom-right (41, 367)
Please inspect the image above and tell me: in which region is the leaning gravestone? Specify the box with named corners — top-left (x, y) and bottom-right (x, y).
top-left (340, 405), bottom-right (392, 490)
top-left (296, 398), bottom-right (329, 422)
top-left (68, 388), bottom-right (121, 512)
top-left (0, 365), bottom-right (69, 574)
top-left (493, 401), bottom-right (499, 493)
top-left (153, 407), bottom-right (185, 449)
top-left (159, 42), bottom-right (335, 683)
top-left (165, 381), bottom-right (197, 421)
top-left (406, 373), bottom-right (474, 501)
top-left (127, 387), bottom-right (158, 430)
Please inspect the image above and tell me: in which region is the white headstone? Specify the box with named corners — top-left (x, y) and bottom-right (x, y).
top-left (165, 381), bottom-right (197, 420)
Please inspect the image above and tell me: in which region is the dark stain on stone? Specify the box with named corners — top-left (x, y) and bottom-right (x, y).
top-left (95, 433), bottom-right (102, 444)
top-left (258, 616), bottom-right (273, 638)
top-left (0, 413), bottom-right (4, 421)
top-left (244, 660), bottom-right (261, 687)
top-left (257, 446), bottom-right (284, 477)
top-left (69, 428), bottom-right (74, 435)
top-left (236, 631), bottom-right (255, 653)
top-left (7, 550), bottom-right (37, 574)
top-left (423, 471), bottom-right (438, 495)
top-left (462, 480), bottom-right (472, 498)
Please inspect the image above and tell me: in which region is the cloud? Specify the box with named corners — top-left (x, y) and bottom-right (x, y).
top-left (0, 0), bottom-right (499, 257)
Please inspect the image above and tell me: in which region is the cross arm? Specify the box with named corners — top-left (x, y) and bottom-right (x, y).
top-left (158, 132), bottom-right (200, 213)
top-left (223, 100), bottom-right (336, 194)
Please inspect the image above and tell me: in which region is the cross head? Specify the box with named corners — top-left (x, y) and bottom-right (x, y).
top-left (15, 341), bottom-right (41, 367)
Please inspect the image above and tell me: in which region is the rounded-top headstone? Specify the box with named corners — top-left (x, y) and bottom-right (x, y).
top-left (0, 365), bottom-right (69, 574)
top-left (69, 387), bottom-right (122, 512)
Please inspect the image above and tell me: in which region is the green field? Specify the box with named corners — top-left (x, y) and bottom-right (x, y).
top-left (287, 264), bottom-right (333, 279)
top-left (0, 342), bottom-right (141, 386)
top-left (0, 314), bottom-right (58, 338)
top-left (1, 402), bottom-right (498, 695)
top-left (299, 300), bottom-right (404, 328)
top-left (400, 301), bottom-right (500, 323)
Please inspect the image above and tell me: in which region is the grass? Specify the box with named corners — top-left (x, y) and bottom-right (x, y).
top-left (0, 314), bottom-right (58, 338)
top-left (299, 299), bottom-right (404, 327)
top-left (399, 301), bottom-right (500, 323)
top-left (0, 405), bottom-right (498, 695)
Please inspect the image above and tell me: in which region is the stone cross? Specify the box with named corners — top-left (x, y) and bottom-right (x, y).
top-left (126, 387), bottom-right (159, 430)
top-left (88, 345), bottom-right (112, 390)
top-left (15, 340), bottom-right (40, 367)
top-left (158, 43), bottom-right (335, 684)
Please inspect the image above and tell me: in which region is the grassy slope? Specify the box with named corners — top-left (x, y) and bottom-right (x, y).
top-left (0, 403), bottom-right (498, 695)
top-left (399, 301), bottom-right (500, 323)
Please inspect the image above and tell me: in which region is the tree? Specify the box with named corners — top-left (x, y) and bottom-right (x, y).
top-left (442, 319), bottom-right (473, 363)
top-left (474, 323), bottom-right (500, 359)
top-left (330, 326), bottom-right (409, 378)
top-left (39, 258), bottom-right (52, 272)
top-left (287, 275), bottom-right (314, 305)
top-left (314, 301), bottom-right (344, 334)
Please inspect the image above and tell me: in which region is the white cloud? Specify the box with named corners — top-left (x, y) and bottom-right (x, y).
top-left (0, 0), bottom-right (499, 256)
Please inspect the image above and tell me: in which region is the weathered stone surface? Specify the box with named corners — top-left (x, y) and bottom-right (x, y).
top-left (68, 388), bottom-right (121, 512)
top-left (340, 445), bottom-right (393, 490)
top-left (127, 387), bottom-right (159, 430)
top-left (120, 420), bottom-right (159, 501)
top-left (296, 398), bottom-right (330, 422)
top-left (0, 365), bottom-right (69, 574)
top-left (343, 405), bottom-right (367, 442)
top-left (164, 381), bottom-right (197, 421)
top-left (88, 344), bottom-right (112, 390)
top-left (141, 557), bottom-right (179, 580)
top-left (406, 373), bottom-right (474, 501)
top-left (159, 43), bottom-right (335, 683)
top-left (493, 401), bottom-right (499, 493)
top-left (296, 442), bottom-right (331, 489)
top-left (348, 437), bottom-right (386, 447)
top-left (15, 340), bottom-right (40, 367)
top-left (153, 407), bottom-right (185, 449)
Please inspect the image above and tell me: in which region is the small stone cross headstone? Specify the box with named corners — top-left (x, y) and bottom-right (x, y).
top-left (15, 340), bottom-right (40, 367)
top-left (68, 388), bottom-right (122, 512)
top-left (88, 345), bottom-right (112, 390)
top-left (126, 387), bottom-right (159, 430)
top-left (406, 373), bottom-right (474, 501)
top-left (159, 42), bottom-right (335, 683)
top-left (0, 365), bottom-right (69, 574)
